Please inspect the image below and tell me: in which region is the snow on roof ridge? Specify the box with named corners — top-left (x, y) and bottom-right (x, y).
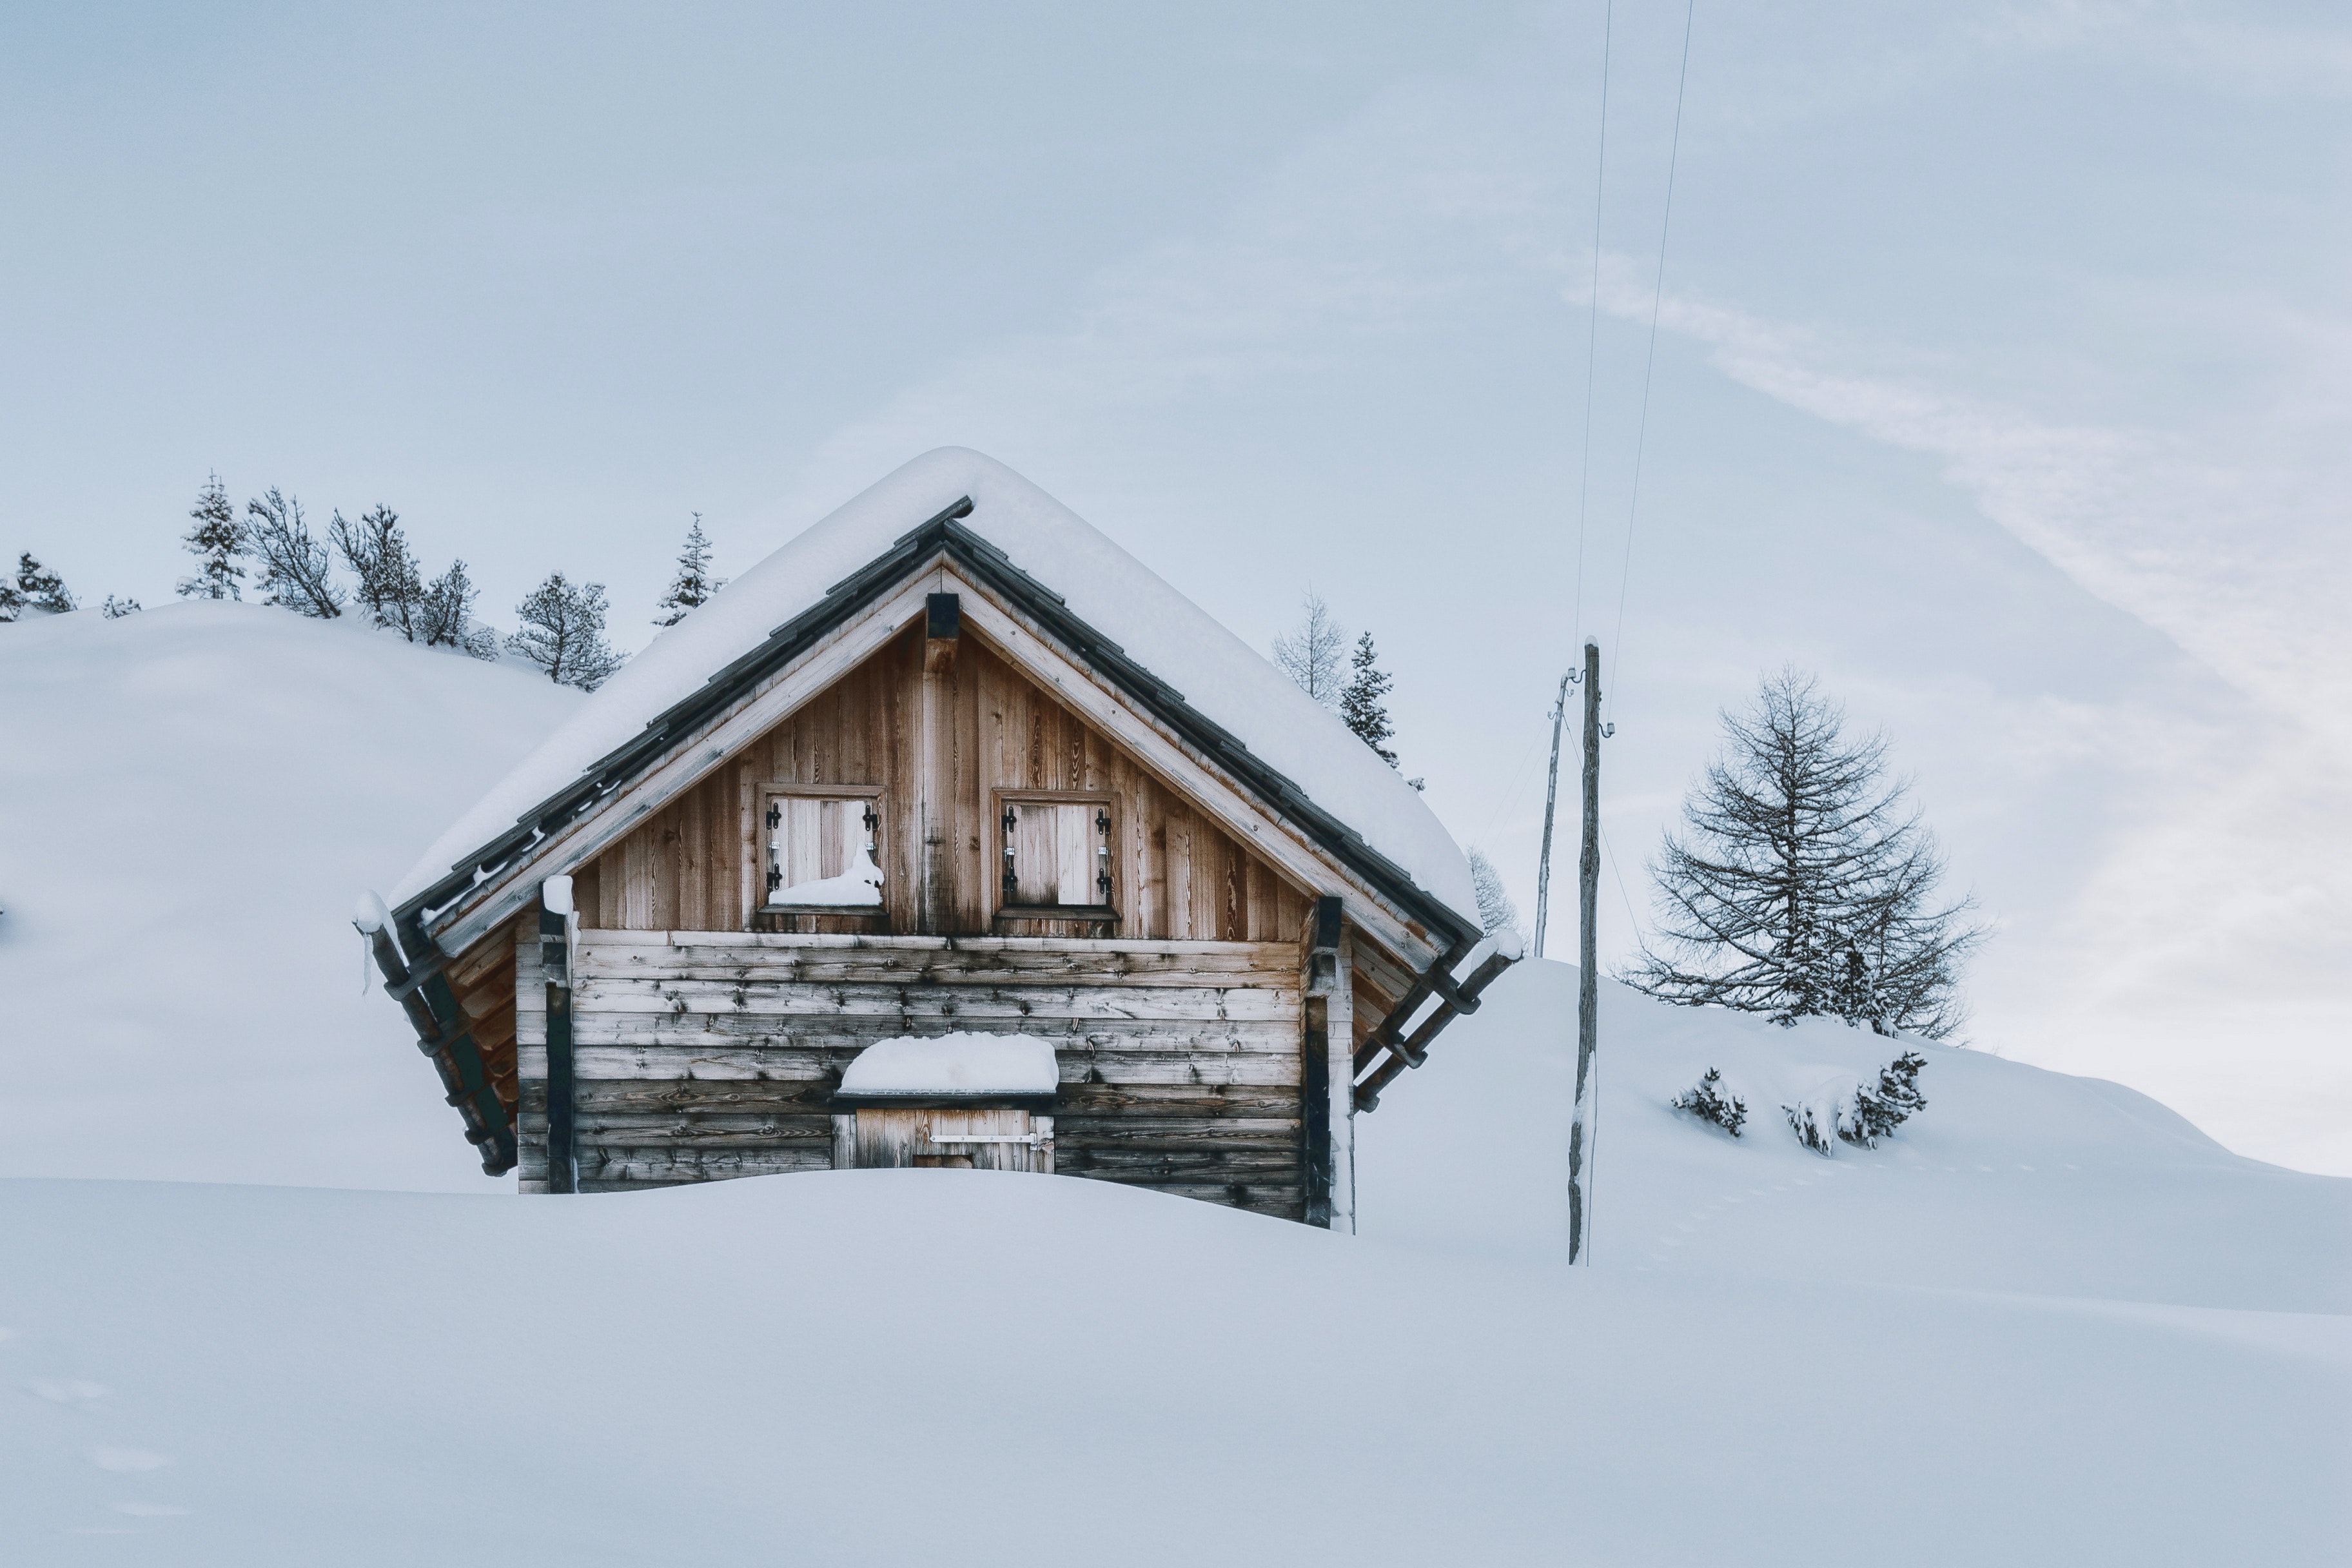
top-left (387, 447), bottom-right (1477, 926)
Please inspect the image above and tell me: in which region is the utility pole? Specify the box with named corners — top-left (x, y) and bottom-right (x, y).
top-left (1567, 638), bottom-right (1602, 1264)
top-left (1531, 670), bottom-right (1575, 956)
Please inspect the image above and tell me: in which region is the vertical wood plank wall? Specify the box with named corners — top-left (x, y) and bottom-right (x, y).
top-left (580, 625), bottom-right (1313, 941)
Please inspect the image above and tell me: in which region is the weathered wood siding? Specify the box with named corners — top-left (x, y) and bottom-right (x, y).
top-left (517, 930), bottom-right (1306, 1218)
top-left (576, 626), bottom-right (1314, 942)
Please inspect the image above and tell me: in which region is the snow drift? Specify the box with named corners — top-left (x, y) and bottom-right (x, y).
top-left (0, 603), bottom-right (580, 1189)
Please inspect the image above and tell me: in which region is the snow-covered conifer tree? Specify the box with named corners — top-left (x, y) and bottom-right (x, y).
top-left (414, 559), bottom-right (498, 658)
top-left (101, 595), bottom-right (141, 618)
top-left (1271, 593), bottom-right (1346, 708)
top-left (1671, 1068), bottom-right (1747, 1137)
top-left (331, 505), bottom-right (425, 638)
top-left (509, 572), bottom-right (623, 690)
top-left (245, 489), bottom-right (344, 618)
top-left (16, 553), bottom-right (75, 613)
top-left (0, 572), bottom-right (23, 622)
top-left (1846, 1052), bottom-right (1928, 1146)
top-left (177, 473), bottom-right (246, 600)
top-left (1465, 847), bottom-right (1522, 941)
top-left (1622, 668), bottom-right (1986, 1038)
top-left (1340, 631), bottom-right (1397, 765)
top-left (654, 514), bottom-right (725, 627)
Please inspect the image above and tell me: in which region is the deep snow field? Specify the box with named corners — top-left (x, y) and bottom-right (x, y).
top-left (3, 605), bottom-right (2346, 1565)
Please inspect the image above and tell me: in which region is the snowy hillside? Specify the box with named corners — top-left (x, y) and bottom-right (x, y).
top-left (2, 600), bottom-right (2344, 1564)
top-left (1362, 965), bottom-right (2349, 1312)
top-left (0, 603), bottom-right (580, 1188)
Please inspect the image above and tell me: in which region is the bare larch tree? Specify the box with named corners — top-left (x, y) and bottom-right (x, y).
top-left (1271, 591), bottom-right (1346, 708)
top-left (1465, 847), bottom-right (1523, 943)
top-left (331, 505), bottom-right (425, 638)
top-left (1623, 667), bottom-right (1986, 1039)
top-left (245, 489), bottom-right (344, 618)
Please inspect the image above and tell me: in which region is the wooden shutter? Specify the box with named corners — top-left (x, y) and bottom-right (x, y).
top-left (1003, 799), bottom-right (1112, 908)
top-left (765, 793), bottom-right (879, 903)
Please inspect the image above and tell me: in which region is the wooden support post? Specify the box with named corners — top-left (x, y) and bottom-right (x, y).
top-left (1326, 915), bottom-right (1355, 1234)
top-left (1300, 897), bottom-right (1353, 1231)
top-left (918, 594), bottom-right (952, 935)
top-left (540, 882), bottom-right (578, 1196)
top-left (1568, 638), bottom-right (1602, 1264)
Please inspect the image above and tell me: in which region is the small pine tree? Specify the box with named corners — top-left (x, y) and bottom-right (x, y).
top-left (101, 595), bottom-right (142, 618)
top-left (1340, 631), bottom-right (1397, 765)
top-left (1271, 592), bottom-right (1346, 708)
top-left (245, 489), bottom-right (344, 618)
top-left (509, 572), bottom-right (624, 690)
top-left (15, 553), bottom-right (75, 613)
top-left (1782, 1051), bottom-right (1930, 1155)
top-left (330, 505), bottom-right (425, 638)
top-left (1465, 847), bottom-right (1522, 941)
top-left (0, 573), bottom-right (23, 622)
top-left (1846, 1051), bottom-right (1928, 1147)
top-left (1671, 1068), bottom-right (1747, 1137)
top-left (654, 514), bottom-right (725, 627)
top-left (177, 472), bottom-right (246, 600)
top-left (417, 558), bottom-right (498, 659)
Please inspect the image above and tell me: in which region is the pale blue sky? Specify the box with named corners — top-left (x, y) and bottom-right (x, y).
top-left (5, 1), bottom-right (2346, 1170)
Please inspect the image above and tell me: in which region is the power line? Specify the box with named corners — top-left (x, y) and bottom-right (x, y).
top-left (1600, 822), bottom-right (1643, 941)
top-left (1569, 0), bottom-right (1616, 643)
top-left (1605, 0), bottom-right (1697, 723)
top-left (1482, 725), bottom-right (1547, 842)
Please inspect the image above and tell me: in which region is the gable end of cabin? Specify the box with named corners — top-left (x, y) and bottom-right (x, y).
top-left (363, 484), bottom-right (1510, 1224)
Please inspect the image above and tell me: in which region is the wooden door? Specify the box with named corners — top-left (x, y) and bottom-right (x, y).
top-left (850, 1107), bottom-right (1053, 1173)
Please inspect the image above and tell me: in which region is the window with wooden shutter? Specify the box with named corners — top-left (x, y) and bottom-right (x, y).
top-left (997, 793), bottom-right (1115, 917)
top-left (761, 787), bottom-right (883, 909)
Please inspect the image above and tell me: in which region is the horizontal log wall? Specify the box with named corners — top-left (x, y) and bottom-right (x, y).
top-left (577, 625), bottom-right (1314, 943)
top-left (517, 931), bottom-right (1306, 1217)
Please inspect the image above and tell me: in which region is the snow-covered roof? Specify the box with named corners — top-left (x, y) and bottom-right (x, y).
top-left (390, 447), bottom-right (1476, 928)
top-left (838, 1032), bottom-right (1061, 1099)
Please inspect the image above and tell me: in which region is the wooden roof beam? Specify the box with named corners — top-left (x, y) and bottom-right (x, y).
top-left (1351, 942), bottom-right (1520, 1112)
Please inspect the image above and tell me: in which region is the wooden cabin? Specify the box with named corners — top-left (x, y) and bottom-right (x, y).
top-left (359, 449), bottom-right (1514, 1228)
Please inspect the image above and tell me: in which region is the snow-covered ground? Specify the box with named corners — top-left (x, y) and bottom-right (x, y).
top-left (3, 603), bottom-right (2345, 1564)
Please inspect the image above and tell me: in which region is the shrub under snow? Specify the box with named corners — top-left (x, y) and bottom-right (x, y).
top-left (1671, 1067), bottom-right (1748, 1137)
top-left (1784, 1051), bottom-right (1930, 1155)
top-left (1848, 1050), bottom-right (1928, 1146)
